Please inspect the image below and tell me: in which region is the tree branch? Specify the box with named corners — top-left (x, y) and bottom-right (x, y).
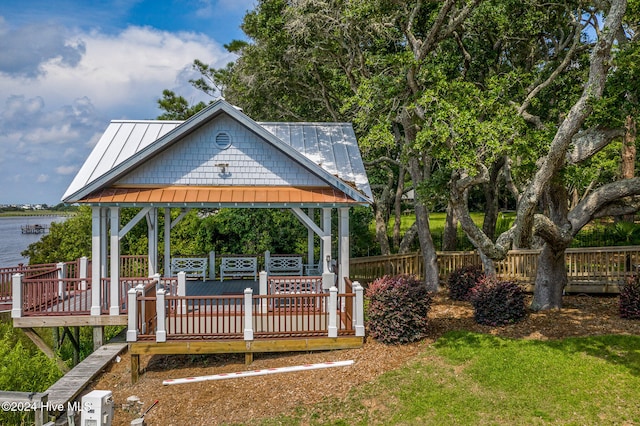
top-left (512, 0), bottom-right (627, 247)
top-left (568, 177), bottom-right (640, 232)
top-left (566, 127), bottom-right (625, 164)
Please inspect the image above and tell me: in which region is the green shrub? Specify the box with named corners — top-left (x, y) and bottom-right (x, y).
top-left (365, 275), bottom-right (433, 344)
top-left (469, 277), bottom-right (526, 326)
top-left (619, 275), bottom-right (640, 319)
top-left (447, 265), bottom-right (485, 301)
top-left (0, 321), bottom-right (62, 425)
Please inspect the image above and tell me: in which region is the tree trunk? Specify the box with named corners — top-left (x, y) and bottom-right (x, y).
top-left (530, 243), bottom-right (566, 310)
top-left (393, 166), bottom-right (406, 249)
top-left (478, 249), bottom-right (496, 277)
top-left (374, 202), bottom-right (391, 255)
top-left (414, 200), bottom-right (440, 291)
top-left (398, 221), bottom-right (418, 254)
top-left (442, 200), bottom-right (458, 251)
top-left (531, 180), bottom-right (570, 310)
top-left (408, 156), bottom-right (439, 291)
top-left (482, 158), bottom-right (504, 240)
top-left (622, 115), bottom-right (637, 222)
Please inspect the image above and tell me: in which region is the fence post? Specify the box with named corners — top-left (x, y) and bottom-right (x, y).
top-left (259, 271), bottom-right (268, 312)
top-left (126, 288), bottom-right (138, 342)
top-left (57, 262), bottom-right (66, 299)
top-left (244, 288), bottom-right (254, 341)
top-left (177, 271), bottom-right (187, 313)
top-left (136, 283), bottom-right (146, 334)
top-left (209, 250), bottom-right (216, 280)
top-left (11, 273), bottom-right (23, 318)
top-left (322, 272), bottom-right (335, 291)
top-left (156, 289), bottom-right (166, 343)
top-left (328, 286), bottom-right (338, 338)
top-left (353, 281), bottom-right (365, 337)
top-left (79, 256), bottom-right (88, 290)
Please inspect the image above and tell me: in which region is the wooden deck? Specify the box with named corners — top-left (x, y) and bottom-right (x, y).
top-left (12, 278), bottom-right (259, 328)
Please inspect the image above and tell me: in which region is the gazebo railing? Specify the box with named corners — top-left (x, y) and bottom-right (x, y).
top-left (128, 284), bottom-right (365, 342)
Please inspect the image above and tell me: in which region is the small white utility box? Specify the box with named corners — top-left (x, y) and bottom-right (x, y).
top-left (80, 390), bottom-right (114, 426)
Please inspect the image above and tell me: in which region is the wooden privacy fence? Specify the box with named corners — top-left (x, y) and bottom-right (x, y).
top-left (349, 246), bottom-right (640, 293)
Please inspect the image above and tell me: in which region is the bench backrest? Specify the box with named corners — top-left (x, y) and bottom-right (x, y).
top-left (221, 256), bottom-right (257, 271)
top-left (171, 257), bottom-right (208, 280)
top-left (267, 255), bottom-right (303, 275)
top-left (171, 257), bottom-right (207, 271)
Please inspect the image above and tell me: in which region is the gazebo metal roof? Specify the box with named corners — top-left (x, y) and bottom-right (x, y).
top-left (62, 99), bottom-right (372, 207)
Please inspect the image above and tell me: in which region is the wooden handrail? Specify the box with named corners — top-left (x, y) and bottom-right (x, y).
top-left (350, 246), bottom-right (640, 292)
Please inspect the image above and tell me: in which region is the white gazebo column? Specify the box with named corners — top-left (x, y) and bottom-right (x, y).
top-left (147, 208), bottom-right (159, 276)
top-left (109, 207), bottom-right (120, 315)
top-left (90, 206), bottom-right (102, 316)
top-left (100, 208), bottom-right (108, 279)
top-left (307, 208), bottom-right (315, 269)
top-left (164, 208), bottom-right (171, 277)
top-left (322, 208), bottom-right (332, 273)
top-left (338, 207), bottom-right (350, 293)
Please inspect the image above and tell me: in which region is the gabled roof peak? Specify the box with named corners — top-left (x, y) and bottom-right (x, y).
top-left (63, 99), bottom-right (372, 205)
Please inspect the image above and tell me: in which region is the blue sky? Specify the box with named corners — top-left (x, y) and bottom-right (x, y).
top-left (0, 0), bottom-right (254, 205)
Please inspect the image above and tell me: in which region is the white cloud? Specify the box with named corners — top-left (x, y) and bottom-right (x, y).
top-left (56, 166), bottom-right (78, 175)
top-left (0, 19), bottom-right (85, 77)
top-left (0, 23), bottom-right (235, 204)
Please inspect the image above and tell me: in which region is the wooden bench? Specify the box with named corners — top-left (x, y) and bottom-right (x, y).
top-left (266, 254), bottom-right (303, 276)
top-left (220, 256), bottom-right (258, 281)
top-left (171, 257), bottom-right (208, 281)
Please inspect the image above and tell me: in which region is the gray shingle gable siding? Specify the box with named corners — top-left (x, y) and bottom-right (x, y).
top-left (118, 115), bottom-right (325, 187)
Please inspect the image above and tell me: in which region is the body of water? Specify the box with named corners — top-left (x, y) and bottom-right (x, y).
top-left (0, 216), bottom-right (67, 268)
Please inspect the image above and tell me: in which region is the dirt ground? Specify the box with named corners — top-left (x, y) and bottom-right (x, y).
top-left (87, 292), bottom-right (640, 426)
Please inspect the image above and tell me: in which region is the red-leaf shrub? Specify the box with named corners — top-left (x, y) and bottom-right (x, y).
top-left (447, 265), bottom-right (485, 301)
top-left (365, 275), bottom-right (433, 344)
top-left (469, 276), bottom-right (526, 326)
top-left (620, 275), bottom-right (640, 319)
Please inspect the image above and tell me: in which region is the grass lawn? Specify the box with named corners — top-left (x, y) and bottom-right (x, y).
top-left (252, 332), bottom-right (640, 425)
top-left (389, 212), bottom-right (514, 235)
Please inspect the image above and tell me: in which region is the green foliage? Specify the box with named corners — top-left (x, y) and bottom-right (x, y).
top-left (620, 275), bottom-right (640, 319)
top-left (366, 275), bottom-right (432, 344)
top-left (572, 221), bottom-right (640, 247)
top-left (469, 277), bottom-right (527, 326)
top-left (22, 206), bottom-right (92, 264)
top-left (349, 206), bottom-right (377, 257)
top-left (447, 265), bottom-right (485, 301)
top-left (0, 322), bottom-right (62, 390)
top-left (195, 208), bottom-right (308, 255)
top-left (157, 89), bottom-right (208, 120)
top-left (0, 321), bottom-right (62, 425)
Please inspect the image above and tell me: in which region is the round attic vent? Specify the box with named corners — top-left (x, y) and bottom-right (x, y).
top-left (215, 131), bottom-right (231, 149)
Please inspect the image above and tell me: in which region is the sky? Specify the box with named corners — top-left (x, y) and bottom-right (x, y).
top-left (0, 0), bottom-right (254, 205)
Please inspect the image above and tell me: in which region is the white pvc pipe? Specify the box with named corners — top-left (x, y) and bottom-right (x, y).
top-left (162, 360), bottom-right (354, 386)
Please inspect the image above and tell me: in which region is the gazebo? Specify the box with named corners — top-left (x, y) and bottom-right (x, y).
top-left (62, 99), bottom-right (373, 317)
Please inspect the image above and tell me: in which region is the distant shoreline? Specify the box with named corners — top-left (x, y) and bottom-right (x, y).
top-left (0, 210), bottom-right (76, 217)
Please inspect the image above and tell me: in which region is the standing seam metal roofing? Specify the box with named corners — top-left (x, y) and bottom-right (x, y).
top-left (62, 100), bottom-right (372, 203)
